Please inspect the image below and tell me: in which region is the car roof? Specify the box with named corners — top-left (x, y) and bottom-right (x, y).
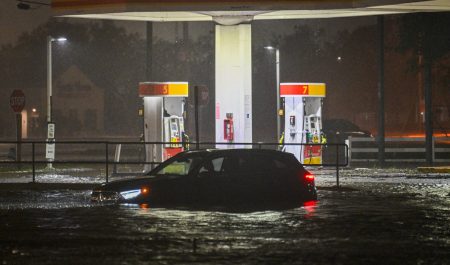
top-left (182, 148), bottom-right (293, 157)
top-left (148, 149), bottom-right (301, 176)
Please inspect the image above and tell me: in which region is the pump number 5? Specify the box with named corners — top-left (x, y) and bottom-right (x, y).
top-left (163, 85), bottom-right (169, 94)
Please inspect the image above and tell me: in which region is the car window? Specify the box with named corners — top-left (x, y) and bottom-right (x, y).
top-left (199, 156), bottom-right (224, 173)
top-left (237, 153), bottom-right (275, 175)
top-left (155, 156), bottom-right (202, 176)
top-left (212, 157), bottom-right (224, 171)
top-left (235, 152), bottom-right (297, 176)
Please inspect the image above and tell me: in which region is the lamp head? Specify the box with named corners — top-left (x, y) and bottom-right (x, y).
top-left (50, 36), bottom-right (68, 42)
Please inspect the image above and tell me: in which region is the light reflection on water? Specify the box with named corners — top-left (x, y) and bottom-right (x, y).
top-left (0, 179), bottom-right (449, 264)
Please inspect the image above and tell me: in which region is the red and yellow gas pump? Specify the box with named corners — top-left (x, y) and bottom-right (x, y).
top-left (163, 115), bottom-right (184, 159)
top-left (139, 82), bottom-right (188, 166)
top-left (280, 83), bottom-right (326, 164)
top-left (303, 115), bottom-right (323, 164)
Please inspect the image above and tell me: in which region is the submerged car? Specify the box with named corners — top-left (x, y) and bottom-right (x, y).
top-left (91, 149), bottom-right (317, 208)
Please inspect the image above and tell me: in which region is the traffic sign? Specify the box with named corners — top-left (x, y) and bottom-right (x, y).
top-left (10, 90), bottom-right (26, 113)
top-left (46, 142), bottom-right (55, 160)
top-left (47, 123), bottom-right (55, 139)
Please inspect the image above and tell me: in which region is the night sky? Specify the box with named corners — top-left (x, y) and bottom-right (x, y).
top-left (0, 1), bottom-right (49, 46)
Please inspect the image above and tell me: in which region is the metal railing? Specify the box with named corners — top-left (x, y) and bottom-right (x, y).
top-left (0, 140), bottom-right (348, 186)
top-left (346, 136), bottom-right (450, 165)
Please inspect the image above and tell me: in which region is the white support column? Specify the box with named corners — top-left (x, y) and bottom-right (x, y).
top-left (284, 97), bottom-right (305, 161)
top-left (215, 24), bottom-right (252, 146)
top-left (143, 97), bottom-right (163, 171)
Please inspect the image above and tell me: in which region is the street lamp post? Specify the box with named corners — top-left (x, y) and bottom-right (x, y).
top-left (46, 36), bottom-right (66, 169)
top-left (265, 46), bottom-right (281, 141)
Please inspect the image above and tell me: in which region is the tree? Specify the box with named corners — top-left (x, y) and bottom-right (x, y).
top-left (306, 23), bottom-right (381, 136)
top-left (0, 19), bottom-right (147, 138)
top-left (397, 13), bottom-right (450, 68)
top-left (397, 12), bottom-right (450, 164)
top-left (151, 28), bottom-right (215, 141)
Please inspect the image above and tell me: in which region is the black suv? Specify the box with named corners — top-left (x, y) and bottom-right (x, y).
top-left (92, 149), bottom-right (317, 209)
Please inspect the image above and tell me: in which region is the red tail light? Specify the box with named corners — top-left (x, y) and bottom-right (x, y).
top-left (304, 173), bottom-right (315, 182)
top-left (303, 200), bottom-right (317, 207)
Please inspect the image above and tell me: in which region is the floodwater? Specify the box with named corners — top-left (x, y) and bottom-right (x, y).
top-left (1, 172), bottom-right (449, 264)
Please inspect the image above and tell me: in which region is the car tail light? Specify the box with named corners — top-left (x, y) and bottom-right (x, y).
top-left (303, 200), bottom-right (317, 207)
top-left (304, 173), bottom-right (315, 182)
top-left (299, 171), bottom-right (315, 183)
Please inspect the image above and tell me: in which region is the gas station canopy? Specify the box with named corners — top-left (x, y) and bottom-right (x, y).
top-left (53, 0), bottom-right (450, 23)
top-left (51, 0), bottom-right (449, 148)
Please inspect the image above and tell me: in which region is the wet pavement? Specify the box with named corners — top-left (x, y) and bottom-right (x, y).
top-left (0, 168), bottom-right (449, 264)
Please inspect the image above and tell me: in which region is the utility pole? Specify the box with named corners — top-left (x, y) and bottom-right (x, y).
top-left (377, 16), bottom-right (385, 167)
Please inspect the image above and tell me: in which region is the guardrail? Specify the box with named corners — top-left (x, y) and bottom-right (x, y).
top-left (0, 140), bottom-right (348, 186)
top-left (346, 136), bottom-right (450, 165)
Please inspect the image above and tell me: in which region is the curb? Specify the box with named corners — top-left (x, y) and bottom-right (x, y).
top-left (0, 183), bottom-right (97, 191)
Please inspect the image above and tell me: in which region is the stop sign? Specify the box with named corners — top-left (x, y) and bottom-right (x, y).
top-left (10, 89), bottom-right (26, 113)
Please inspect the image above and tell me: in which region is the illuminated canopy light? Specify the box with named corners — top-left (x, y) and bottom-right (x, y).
top-left (53, 0), bottom-right (450, 22)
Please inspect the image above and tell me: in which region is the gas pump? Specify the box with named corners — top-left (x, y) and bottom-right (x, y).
top-left (303, 114), bottom-right (322, 164)
top-left (280, 83), bottom-right (326, 164)
top-left (139, 82), bottom-right (188, 171)
top-left (304, 115), bottom-right (322, 143)
top-left (163, 115), bottom-right (185, 158)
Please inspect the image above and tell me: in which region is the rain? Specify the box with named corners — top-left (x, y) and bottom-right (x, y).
top-left (1, 1), bottom-right (450, 264)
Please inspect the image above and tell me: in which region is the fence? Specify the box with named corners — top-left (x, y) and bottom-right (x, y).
top-left (346, 136), bottom-right (450, 165)
top-left (0, 140), bottom-right (348, 186)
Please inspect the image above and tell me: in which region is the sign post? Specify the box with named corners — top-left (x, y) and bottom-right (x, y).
top-left (10, 90), bottom-right (26, 168)
top-left (45, 123), bottom-right (55, 166)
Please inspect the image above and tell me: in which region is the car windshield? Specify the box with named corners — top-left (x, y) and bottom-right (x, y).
top-left (153, 153), bottom-right (204, 177)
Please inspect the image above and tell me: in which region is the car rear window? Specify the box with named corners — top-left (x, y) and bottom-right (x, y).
top-left (237, 152), bottom-right (295, 174)
top-left (194, 151), bottom-right (299, 178)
